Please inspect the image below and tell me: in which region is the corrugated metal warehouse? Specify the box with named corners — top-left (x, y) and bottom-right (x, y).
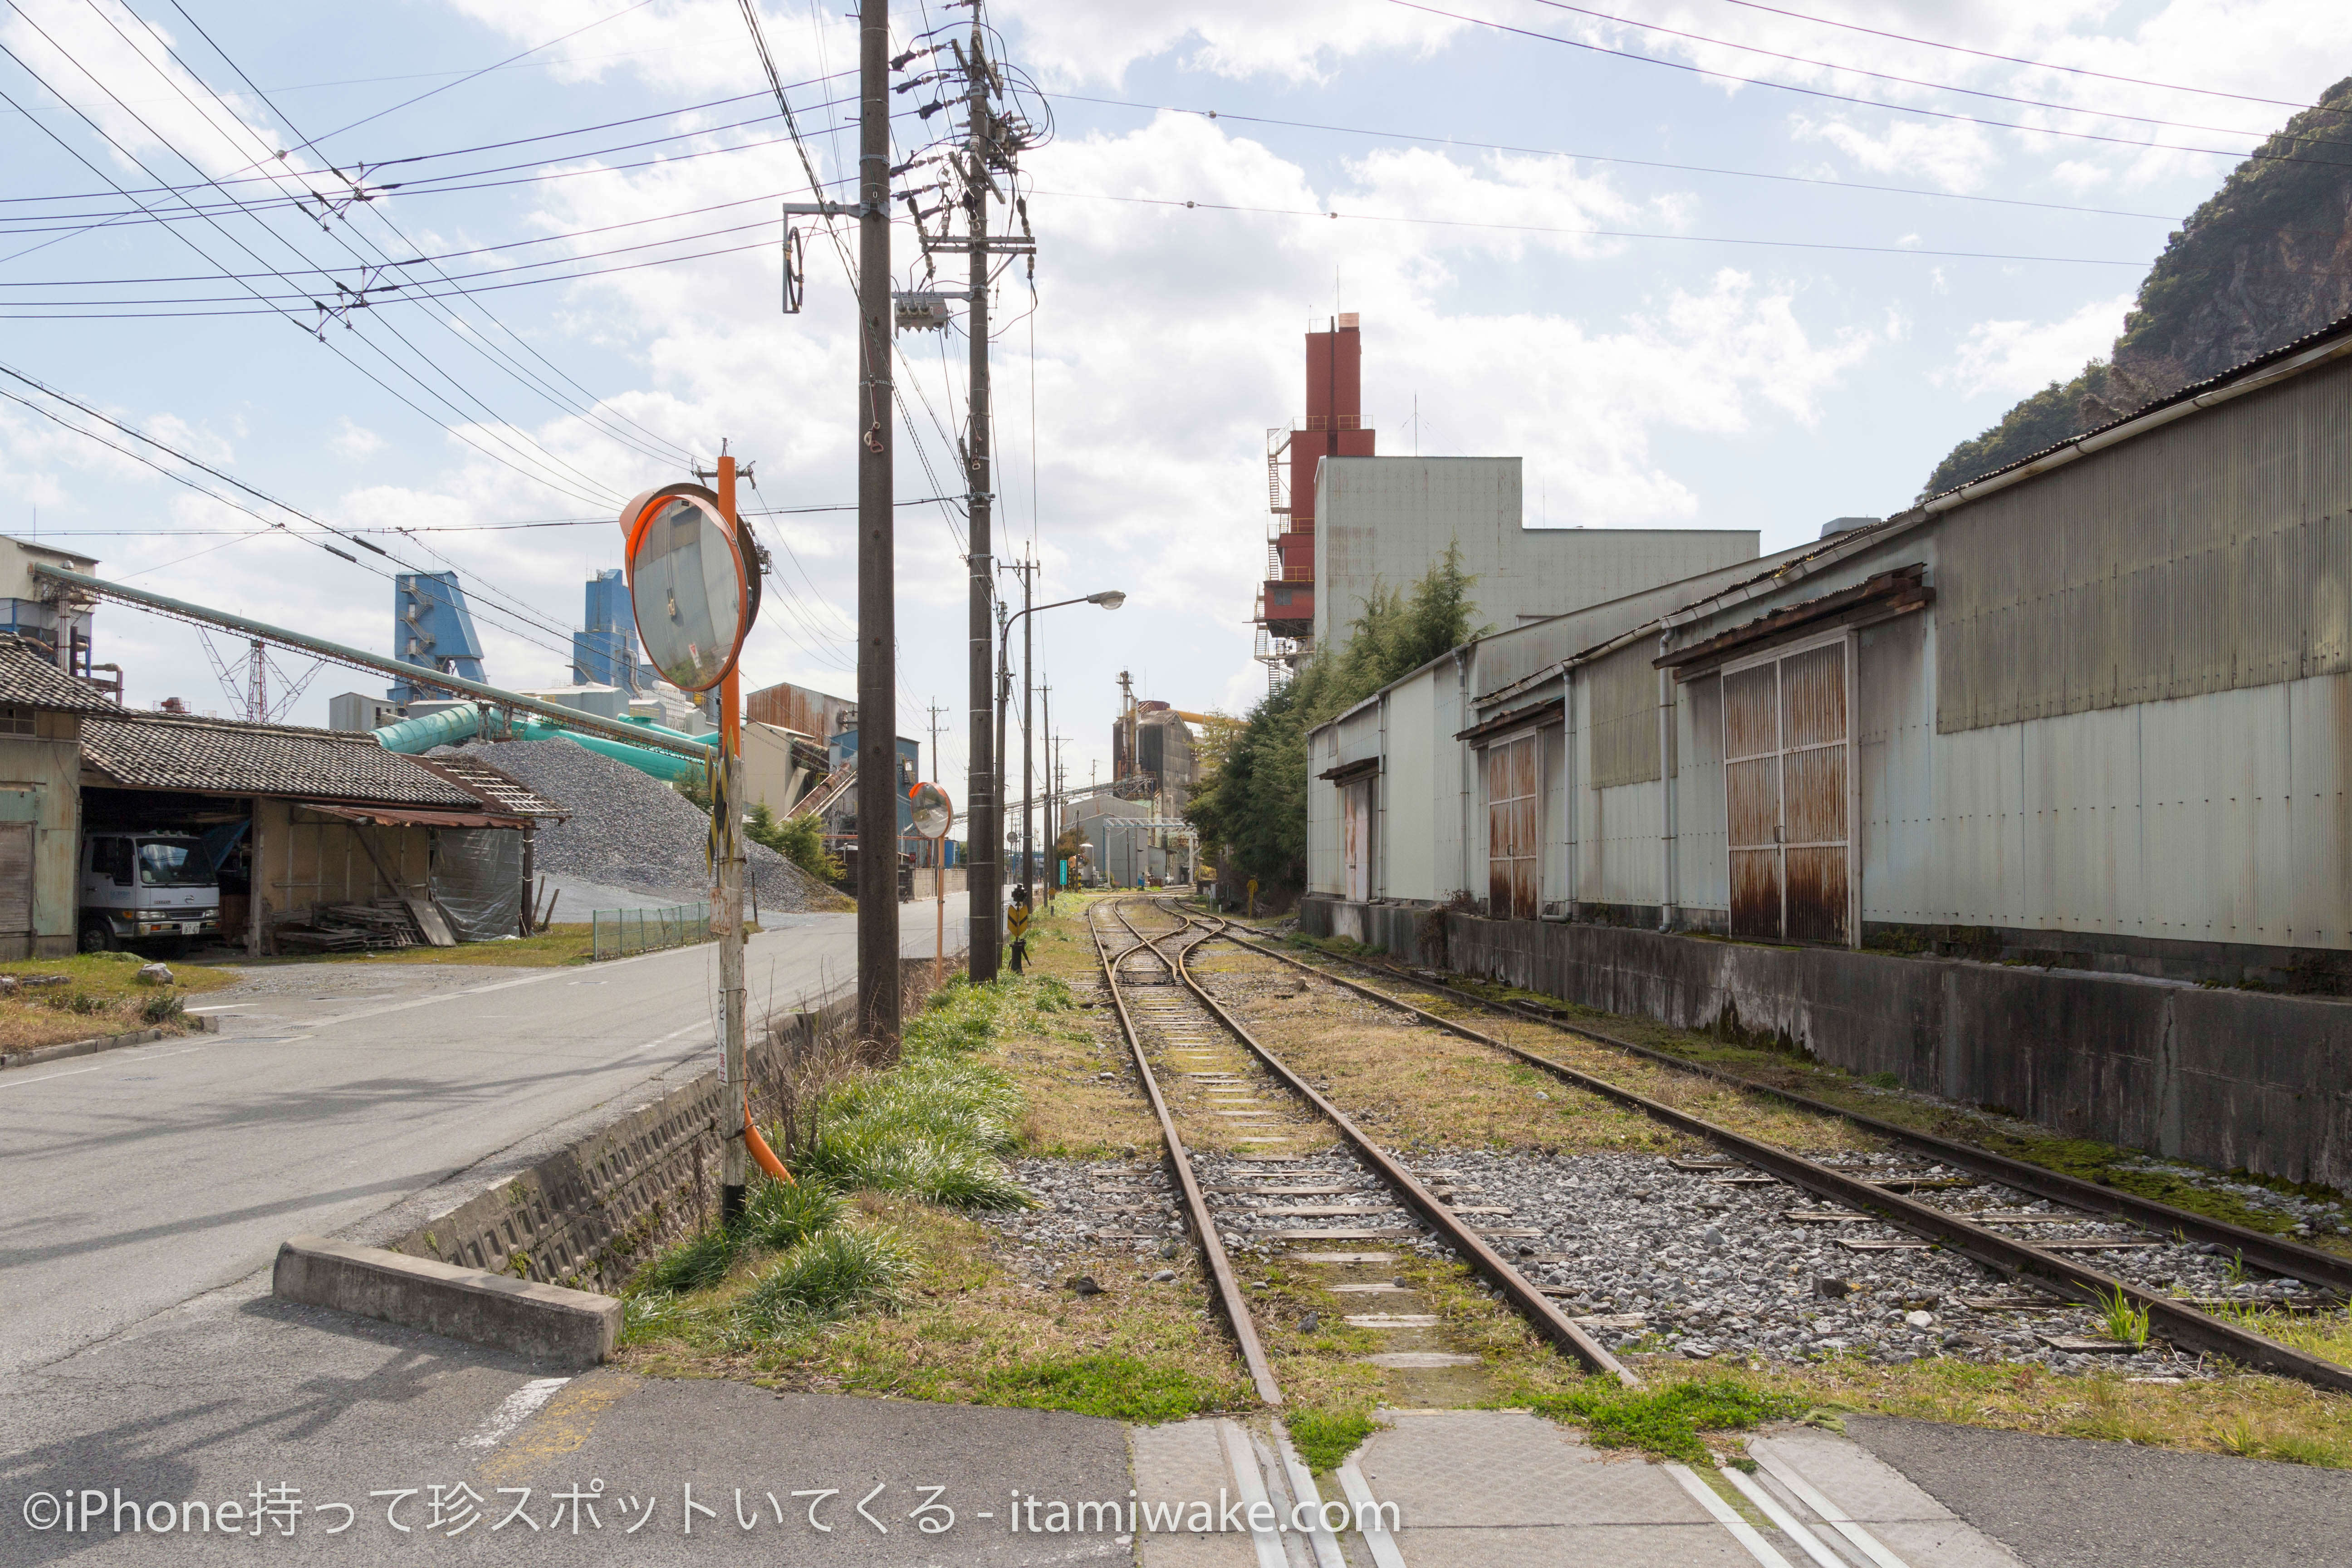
top-left (1303, 314), bottom-right (2352, 1186)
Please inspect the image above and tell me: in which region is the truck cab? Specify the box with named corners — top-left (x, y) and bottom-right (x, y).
top-left (79, 832), bottom-right (220, 951)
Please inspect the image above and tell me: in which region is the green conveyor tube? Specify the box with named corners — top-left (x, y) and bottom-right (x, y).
top-left (507, 717), bottom-right (712, 784)
top-left (371, 705), bottom-right (483, 753)
top-left (372, 707), bottom-right (712, 785)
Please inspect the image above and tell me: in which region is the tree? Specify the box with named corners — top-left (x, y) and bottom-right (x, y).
top-left (748, 801), bottom-right (843, 884)
top-left (1187, 547), bottom-right (1483, 892)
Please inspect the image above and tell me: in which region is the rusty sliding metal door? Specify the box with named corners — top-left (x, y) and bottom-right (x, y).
top-left (1485, 731), bottom-right (1541, 920)
top-left (1722, 634), bottom-right (1852, 944)
top-left (1724, 662), bottom-right (1783, 940)
top-left (1341, 778), bottom-right (1373, 902)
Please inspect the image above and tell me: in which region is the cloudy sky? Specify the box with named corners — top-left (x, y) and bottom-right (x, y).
top-left (1, 0), bottom-right (2345, 804)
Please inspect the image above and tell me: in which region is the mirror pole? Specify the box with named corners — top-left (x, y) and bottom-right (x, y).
top-left (716, 454), bottom-right (749, 1223)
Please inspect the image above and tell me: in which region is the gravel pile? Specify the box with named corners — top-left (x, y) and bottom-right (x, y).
top-left (433, 738), bottom-right (834, 912)
top-left (1403, 1148), bottom-right (2288, 1375)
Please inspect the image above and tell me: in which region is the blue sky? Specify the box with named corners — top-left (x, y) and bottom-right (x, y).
top-left (1, 0), bottom-right (2344, 799)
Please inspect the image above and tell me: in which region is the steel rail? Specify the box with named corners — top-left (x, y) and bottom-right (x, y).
top-left (1142, 902), bottom-right (1638, 1386)
top-left (1086, 898), bottom-right (1282, 1404)
top-left (1192, 913), bottom-right (2352, 1391)
top-left (1213, 916), bottom-right (2352, 1298)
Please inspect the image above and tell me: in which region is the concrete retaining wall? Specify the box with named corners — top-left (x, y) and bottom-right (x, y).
top-left (1299, 895), bottom-right (2352, 1188)
top-left (389, 992), bottom-right (860, 1293)
top-left (275, 1236), bottom-right (619, 1368)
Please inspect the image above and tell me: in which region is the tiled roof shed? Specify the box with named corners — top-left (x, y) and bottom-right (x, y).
top-left (0, 633), bottom-right (121, 713)
top-left (81, 711), bottom-right (491, 810)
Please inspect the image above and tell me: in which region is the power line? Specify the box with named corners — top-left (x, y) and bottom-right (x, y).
top-left (0, 214), bottom-right (785, 303)
top-left (0, 0), bottom-right (675, 269)
top-left (1521, 0), bottom-right (2321, 145)
top-left (0, 82), bottom-right (833, 208)
top-left (1393, 0), bottom-right (2352, 170)
top-left (63, 0), bottom-right (673, 486)
top-left (0, 103), bottom-right (883, 239)
top-left (1701, 0), bottom-right (2333, 111)
top-left (1046, 92), bottom-right (2182, 221)
top-left (0, 50), bottom-right (623, 508)
top-left (0, 191), bottom-right (837, 284)
top-left (0, 494), bottom-right (970, 536)
top-left (1024, 186), bottom-right (2150, 265)
top-left (150, 0), bottom-right (696, 472)
top-left (0, 372), bottom-right (590, 665)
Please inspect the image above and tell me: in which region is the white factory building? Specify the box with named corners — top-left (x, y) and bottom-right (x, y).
top-left (1311, 456), bottom-right (1757, 652)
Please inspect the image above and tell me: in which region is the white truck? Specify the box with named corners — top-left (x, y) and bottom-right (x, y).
top-left (79, 831), bottom-right (220, 952)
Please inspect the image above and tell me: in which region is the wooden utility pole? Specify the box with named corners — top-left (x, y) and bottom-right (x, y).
top-left (715, 454), bottom-right (749, 1219)
top-left (1014, 557), bottom-right (1037, 906)
top-left (1038, 680), bottom-right (1052, 909)
top-left (965, 14), bottom-right (999, 983)
top-left (855, 0), bottom-right (899, 1044)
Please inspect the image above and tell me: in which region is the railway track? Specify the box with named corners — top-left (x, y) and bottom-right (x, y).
top-left (1088, 896), bottom-right (1639, 1402)
top-left (1185, 907), bottom-right (2352, 1392)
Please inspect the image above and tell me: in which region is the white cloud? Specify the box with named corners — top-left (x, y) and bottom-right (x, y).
top-left (993, 0), bottom-right (1460, 85)
top-left (330, 418), bottom-right (386, 460)
top-left (1789, 114), bottom-right (2000, 193)
top-left (1943, 292), bottom-right (2132, 399)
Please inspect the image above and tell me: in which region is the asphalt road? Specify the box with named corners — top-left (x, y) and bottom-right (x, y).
top-left (0, 911), bottom-right (959, 1380)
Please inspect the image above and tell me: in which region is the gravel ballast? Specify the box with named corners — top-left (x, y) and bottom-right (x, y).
top-left (1402, 1148), bottom-right (2294, 1376)
top-left (432, 737), bottom-right (836, 913)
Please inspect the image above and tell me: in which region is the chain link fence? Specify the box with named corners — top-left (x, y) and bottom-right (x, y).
top-left (590, 902), bottom-right (713, 961)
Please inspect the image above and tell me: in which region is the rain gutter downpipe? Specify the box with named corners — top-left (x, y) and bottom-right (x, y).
top-left (1657, 632), bottom-right (1677, 933)
top-left (30, 565), bottom-right (714, 762)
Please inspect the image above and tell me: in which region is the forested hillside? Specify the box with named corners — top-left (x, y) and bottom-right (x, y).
top-left (1923, 77), bottom-right (2352, 497)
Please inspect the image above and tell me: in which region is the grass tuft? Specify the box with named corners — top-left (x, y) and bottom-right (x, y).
top-left (738, 1178), bottom-right (843, 1253)
top-left (974, 1352), bottom-right (1230, 1423)
top-left (1287, 1407), bottom-right (1378, 1473)
top-left (2096, 1286), bottom-right (2151, 1348)
top-left (1528, 1377), bottom-right (1804, 1466)
top-left (639, 1223), bottom-right (740, 1294)
top-left (735, 1227), bottom-right (911, 1331)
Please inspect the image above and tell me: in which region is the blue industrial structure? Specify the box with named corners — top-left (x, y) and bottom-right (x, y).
top-left (571, 568), bottom-right (642, 691)
top-left (828, 727), bottom-right (922, 849)
top-left (389, 573), bottom-right (487, 701)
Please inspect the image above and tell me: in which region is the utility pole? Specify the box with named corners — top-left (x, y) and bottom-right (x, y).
top-left (926, 695), bottom-right (948, 888)
top-left (964, 8), bottom-right (998, 984)
top-left (715, 453), bottom-right (749, 1219)
top-left (854, 0), bottom-right (898, 1045)
top-left (1014, 556), bottom-right (1037, 908)
top-left (1038, 680), bottom-right (1052, 908)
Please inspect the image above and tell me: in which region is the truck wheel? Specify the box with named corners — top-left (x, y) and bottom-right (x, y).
top-left (78, 918), bottom-right (116, 953)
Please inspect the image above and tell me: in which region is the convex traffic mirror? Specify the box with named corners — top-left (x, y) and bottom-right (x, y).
top-left (617, 482), bottom-right (762, 693)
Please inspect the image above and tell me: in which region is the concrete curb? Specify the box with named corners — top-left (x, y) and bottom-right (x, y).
top-left (0, 1014), bottom-right (217, 1071)
top-left (272, 1235), bottom-right (620, 1368)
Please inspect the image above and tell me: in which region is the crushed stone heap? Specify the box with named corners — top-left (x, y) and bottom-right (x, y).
top-left (432, 737), bottom-right (836, 913)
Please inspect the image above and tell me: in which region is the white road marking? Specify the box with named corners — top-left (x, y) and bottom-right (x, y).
top-left (638, 1019), bottom-right (712, 1054)
top-left (0, 1043), bottom-right (212, 1091)
top-left (185, 1004), bottom-right (257, 1013)
top-left (1333, 1459), bottom-right (1408, 1568)
top-left (1665, 1463), bottom-right (1797, 1568)
top-left (1215, 1419), bottom-right (1291, 1568)
top-left (1273, 1423), bottom-right (1349, 1568)
top-left (1722, 1465), bottom-right (1850, 1568)
top-left (460, 1376), bottom-right (571, 1451)
top-left (1747, 1447), bottom-right (1915, 1568)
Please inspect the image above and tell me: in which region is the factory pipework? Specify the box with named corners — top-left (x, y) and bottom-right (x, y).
top-left (372, 704), bottom-right (715, 784)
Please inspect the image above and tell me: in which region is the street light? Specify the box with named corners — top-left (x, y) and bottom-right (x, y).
top-left (978, 588), bottom-right (1124, 980)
